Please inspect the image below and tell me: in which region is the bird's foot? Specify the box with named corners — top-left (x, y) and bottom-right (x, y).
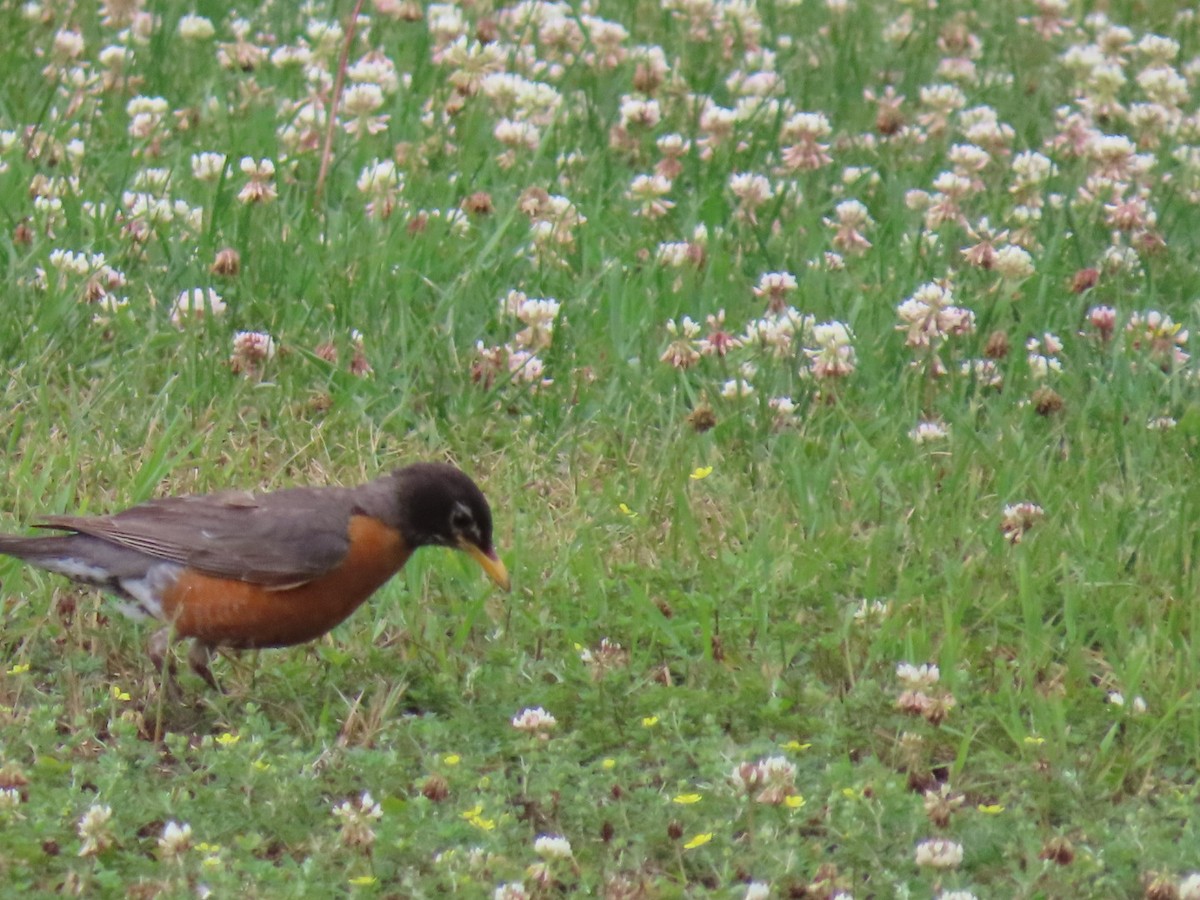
top-left (187, 641), bottom-right (221, 692)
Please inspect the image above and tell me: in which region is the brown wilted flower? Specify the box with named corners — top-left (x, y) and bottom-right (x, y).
top-left (1039, 835), bottom-right (1075, 866)
top-left (0, 763), bottom-right (29, 790)
top-left (210, 247), bottom-right (240, 276)
top-left (421, 775), bottom-right (450, 802)
top-left (1145, 876), bottom-right (1181, 900)
top-left (867, 86), bottom-right (905, 136)
top-left (463, 191), bottom-right (494, 215)
top-left (1033, 387), bottom-right (1064, 416)
top-left (687, 405), bottom-right (716, 432)
top-left (984, 329), bottom-right (1010, 359)
top-left (923, 784), bottom-right (964, 828)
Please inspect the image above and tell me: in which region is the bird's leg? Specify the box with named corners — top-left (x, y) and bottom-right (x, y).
top-left (188, 640), bottom-right (220, 692)
top-left (147, 627), bottom-right (175, 678)
top-left (146, 626), bottom-right (177, 743)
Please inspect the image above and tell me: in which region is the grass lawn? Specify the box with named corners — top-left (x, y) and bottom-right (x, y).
top-left (3, 0), bottom-right (1200, 896)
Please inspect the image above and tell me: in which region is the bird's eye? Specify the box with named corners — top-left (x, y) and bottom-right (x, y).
top-left (450, 505), bottom-right (473, 532)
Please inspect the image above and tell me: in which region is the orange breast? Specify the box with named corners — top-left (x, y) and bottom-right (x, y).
top-left (161, 516), bottom-right (411, 649)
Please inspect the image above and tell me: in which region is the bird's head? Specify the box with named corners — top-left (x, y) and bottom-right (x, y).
top-left (392, 463), bottom-right (510, 591)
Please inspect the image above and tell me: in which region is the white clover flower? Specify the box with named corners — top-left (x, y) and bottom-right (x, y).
top-left (915, 838), bottom-right (963, 869)
top-left (190, 152), bottom-right (227, 182)
top-left (896, 282), bottom-right (976, 348)
top-left (769, 396), bottom-right (796, 416)
top-left (533, 834), bottom-right (573, 859)
top-left (171, 288), bottom-right (225, 324)
top-left (1001, 502), bottom-right (1044, 543)
top-left (158, 821), bottom-right (192, 860)
top-left (495, 118), bottom-right (540, 150)
top-left (806, 321), bottom-right (856, 379)
top-left (356, 159), bottom-right (401, 194)
top-left (178, 14), bottom-right (215, 40)
top-left (511, 707), bottom-right (557, 732)
top-left (909, 421), bottom-right (949, 443)
top-left (619, 96), bottom-right (661, 128)
top-left (232, 331), bottom-right (276, 363)
top-left (332, 791), bottom-right (383, 848)
top-left (240, 157), bottom-right (274, 178)
top-left (897, 662), bottom-right (940, 690)
top-left (1026, 353), bottom-right (1063, 379)
top-left (993, 245), bottom-right (1035, 281)
top-left (77, 804), bottom-right (114, 857)
top-left (721, 378), bottom-right (755, 399)
top-left (853, 599), bottom-right (890, 622)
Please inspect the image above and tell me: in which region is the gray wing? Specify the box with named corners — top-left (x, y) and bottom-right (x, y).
top-left (36, 486), bottom-right (359, 587)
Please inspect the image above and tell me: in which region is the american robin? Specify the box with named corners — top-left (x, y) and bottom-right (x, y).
top-left (0, 462), bottom-right (509, 687)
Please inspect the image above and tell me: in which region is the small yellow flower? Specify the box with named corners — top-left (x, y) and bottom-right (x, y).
top-left (1023, 736), bottom-right (1045, 745)
top-left (6, 664), bottom-right (29, 675)
top-left (673, 793), bottom-right (702, 805)
top-left (841, 787), bottom-right (862, 800)
top-left (782, 740), bottom-right (811, 752)
top-left (252, 758), bottom-right (272, 771)
top-left (601, 758), bottom-right (616, 770)
top-left (689, 465), bottom-right (713, 480)
top-left (215, 732), bottom-right (240, 746)
top-left (641, 715), bottom-right (659, 727)
top-left (469, 813), bottom-right (495, 831)
top-left (443, 753), bottom-right (461, 766)
top-left (977, 803), bottom-right (1004, 814)
top-left (110, 685), bottom-right (131, 702)
top-left (460, 805), bottom-right (496, 831)
top-left (348, 875), bottom-right (378, 886)
top-left (195, 842), bottom-right (221, 853)
top-left (619, 502), bottom-right (638, 518)
top-left (785, 794), bottom-right (806, 810)
top-left (683, 832), bottom-right (713, 849)
top-left (202, 854), bottom-right (222, 870)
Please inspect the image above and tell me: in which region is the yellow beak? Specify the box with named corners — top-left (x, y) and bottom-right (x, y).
top-left (461, 539), bottom-right (511, 592)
